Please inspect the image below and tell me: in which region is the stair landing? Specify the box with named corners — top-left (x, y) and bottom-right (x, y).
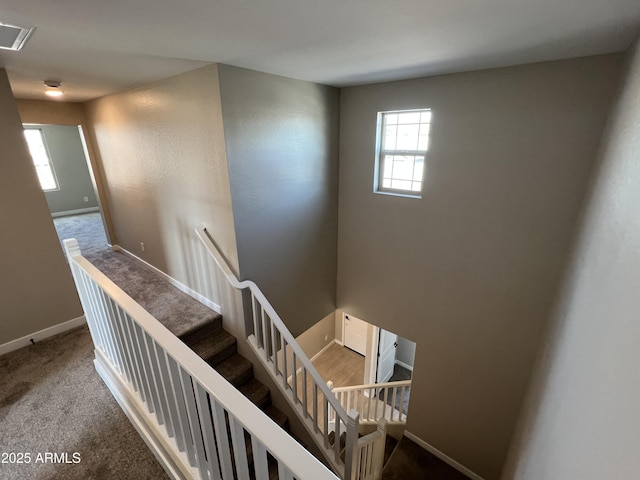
top-left (382, 437), bottom-right (472, 480)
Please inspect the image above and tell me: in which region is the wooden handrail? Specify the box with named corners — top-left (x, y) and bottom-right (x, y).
top-left (331, 380), bottom-right (411, 393)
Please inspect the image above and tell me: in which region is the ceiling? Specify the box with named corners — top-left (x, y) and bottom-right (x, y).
top-left (1, 0), bottom-right (639, 102)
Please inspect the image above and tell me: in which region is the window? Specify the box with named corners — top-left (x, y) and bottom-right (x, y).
top-left (23, 128), bottom-right (58, 191)
top-left (375, 109), bottom-right (432, 197)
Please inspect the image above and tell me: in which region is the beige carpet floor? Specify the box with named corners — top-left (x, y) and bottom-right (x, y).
top-left (0, 326), bottom-right (169, 480)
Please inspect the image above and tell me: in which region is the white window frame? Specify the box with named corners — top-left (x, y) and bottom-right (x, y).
top-left (374, 108), bottom-right (431, 198)
top-left (23, 127), bottom-right (59, 192)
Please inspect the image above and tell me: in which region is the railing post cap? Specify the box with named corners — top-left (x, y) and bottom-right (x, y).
top-left (63, 238), bottom-right (82, 258)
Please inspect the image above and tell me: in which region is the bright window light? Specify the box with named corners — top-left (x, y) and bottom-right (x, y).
top-left (375, 109), bottom-right (431, 197)
top-left (23, 128), bottom-right (59, 191)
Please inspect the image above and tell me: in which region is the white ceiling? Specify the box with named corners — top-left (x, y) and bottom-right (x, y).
top-left (1, 0), bottom-right (639, 102)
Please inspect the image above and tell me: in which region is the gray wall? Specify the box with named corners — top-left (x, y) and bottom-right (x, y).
top-left (17, 100), bottom-right (116, 244)
top-left (0, 69), bottom-right (83, 345)
top-left (218, 65), bottom-right (340, 336)
top-left (26, 124), bottom-right (98, 214)
top-left (502, 37), bottom-right (640, 480)
top-left (336, 54), bottom-right (623, 479)
top-left (85, 65), bottom-right (240, 305)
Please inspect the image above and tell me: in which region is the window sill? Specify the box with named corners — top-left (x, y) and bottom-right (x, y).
top-left (374, 189), bottom-right (422, 199)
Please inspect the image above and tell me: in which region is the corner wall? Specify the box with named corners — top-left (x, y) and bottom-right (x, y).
top-left (502, 37), bottom-right (640, 480)
top-left (0, 69), bottom-right (83, 346)
top-left (84, 65), bottom-right (239, 309)
top-left (217, 65), bottom-right (340, 336)
top-left (337, 54), bottom-right (624, 479)
top-left (17, 100), bottom-right (115, 242)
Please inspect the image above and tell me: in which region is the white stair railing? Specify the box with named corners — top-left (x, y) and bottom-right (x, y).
top-left (331, 381), bottom-right (411, 424)
top-left (350, 418), bottom-right (388, 480)
top-left (64, 238), bottom-right (338, 480)
top-left (195, 225), bottom-right (360, 479)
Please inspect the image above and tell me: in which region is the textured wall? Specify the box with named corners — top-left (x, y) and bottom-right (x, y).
top-left (337, 54), bottom-right (623, 479)
top-left (217, 65), bottom-right (340, 336)
top-left (17, 99), bottom-right (115, 243)
top-left (84, 65), bottom-right (239, 309)
top-left (28, 125), bottom-right (99, 214)
top-left (0, 69), bottom-right (83, 345)
top-left (502, 37), bottom-right (640, 480)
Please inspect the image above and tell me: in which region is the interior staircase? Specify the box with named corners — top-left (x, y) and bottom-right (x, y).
top-left (83, 248), bottom-right (456, 480)
top-left (87, 250), bottom-right (292, 477)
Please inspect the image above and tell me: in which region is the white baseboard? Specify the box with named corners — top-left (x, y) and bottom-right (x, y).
top-left (94, 351), bottom-right (194, 480)
top-left (287, 340), bottom-right (336, 383)
top-left (334, 339), bottom-right (344, 346)
top-left (0, 316), bottom-right (86, 356)
top-left (113, 245), bottom-right (222, 314)
top-left (311, 339), bottom-right (337, 363)
top-left (394, 360), bottom-right (414, 372)
top-left (404, 431), bottom-right (485, 480)
top-left (51, 207), bottom-right (100, 218)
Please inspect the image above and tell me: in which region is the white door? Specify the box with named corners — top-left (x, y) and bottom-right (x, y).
top-left (376, 329), bottom-right (398, 383)
top-left (344, 314), bottom-right (367, 356)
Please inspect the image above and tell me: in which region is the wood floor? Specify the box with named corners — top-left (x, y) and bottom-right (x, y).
top-left (312, 342), bottom-right (365, 387)
top-left (289, 342), bottom-right (365, 428)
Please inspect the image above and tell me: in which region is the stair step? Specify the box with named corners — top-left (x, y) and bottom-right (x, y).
top-left (383, 435), bottom-right (399, 466)
top-left (178, 314), bottom-right (223, 346)
top-left (327, 430), bottom-right (347, 450)
top-left (381, 437), bottom-right (472, 479)
top-left (264, 405), bottom-right (289, 431)
top-left (215, 354), bottom-right (254, 387)
top-left (239, 378), bottom-right (272, 409)
top-left (93, 249), bottom-right (295, 479)
top-left (189, 328), bottom-right (237, 365)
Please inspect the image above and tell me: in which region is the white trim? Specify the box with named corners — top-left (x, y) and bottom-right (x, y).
top-left (334, 339), bottom-right (344, 346)
top-left (0, 316), bottom-right (86, 356)
top-left (394, 359), bottom-right (414, 372)
top-left (311, 339), bottom-right (337, 363)
top-left (113, 245), bottom-right (222, 314)
top-left (94, 351), bottom-right (194, 480)
top-left (51, 207), bottom-right (99, 218)
top-left (403, 431), bottom-right (485, 480)
top-left (287, 340), bottom-right (336, 383)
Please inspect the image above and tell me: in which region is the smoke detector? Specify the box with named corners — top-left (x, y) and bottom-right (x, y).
top-left (0, 21), bottom-right (35, 51)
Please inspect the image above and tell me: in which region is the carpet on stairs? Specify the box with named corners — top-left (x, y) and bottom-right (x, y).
top-left (85, 249), bottom-right (291, 465)
top-left (382, 436), bottom-right (472, 480)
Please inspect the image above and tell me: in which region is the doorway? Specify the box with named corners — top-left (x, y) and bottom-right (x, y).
top-left (341, 313), bottom-right (416, 386)
top-left (22, 123), bottom-right (110, 257)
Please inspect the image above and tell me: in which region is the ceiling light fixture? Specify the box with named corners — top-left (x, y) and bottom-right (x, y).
top-left (44, 80), bottom-right (63, 97)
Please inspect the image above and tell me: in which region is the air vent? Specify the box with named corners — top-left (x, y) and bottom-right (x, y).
top-left (0, 22), bottom-right (35, 51)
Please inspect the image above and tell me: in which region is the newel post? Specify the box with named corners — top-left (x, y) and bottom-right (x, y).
top-left (63, 238), bottom-right (82, 259)
top-left (344, 409), bottom-right (360, 480)
top-left (372, 418), bottom-right (388, 480)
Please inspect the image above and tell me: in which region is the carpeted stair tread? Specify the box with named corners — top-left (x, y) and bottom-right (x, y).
top-left (214, 354), bottom-right (254, 387)
top-left (264, 405), bottom-right (289, 431)
top-left (239, 378), bottom-right (272, 409)
top-left (88, 250), bottom-right (222, 338)
top-left (188, 328), bottom-right (237, 365)
top-left (327, 430), bottom-right (347, 450)
top-left (85, 248), bottom-right (297, 477)
top-left (383, 435), bottom-right (399, 466)
top-left (381, 437), bottom-right (472, 480)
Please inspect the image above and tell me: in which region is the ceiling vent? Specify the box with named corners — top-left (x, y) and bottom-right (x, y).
top-left (0, 22), bottom-right (35, 51)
